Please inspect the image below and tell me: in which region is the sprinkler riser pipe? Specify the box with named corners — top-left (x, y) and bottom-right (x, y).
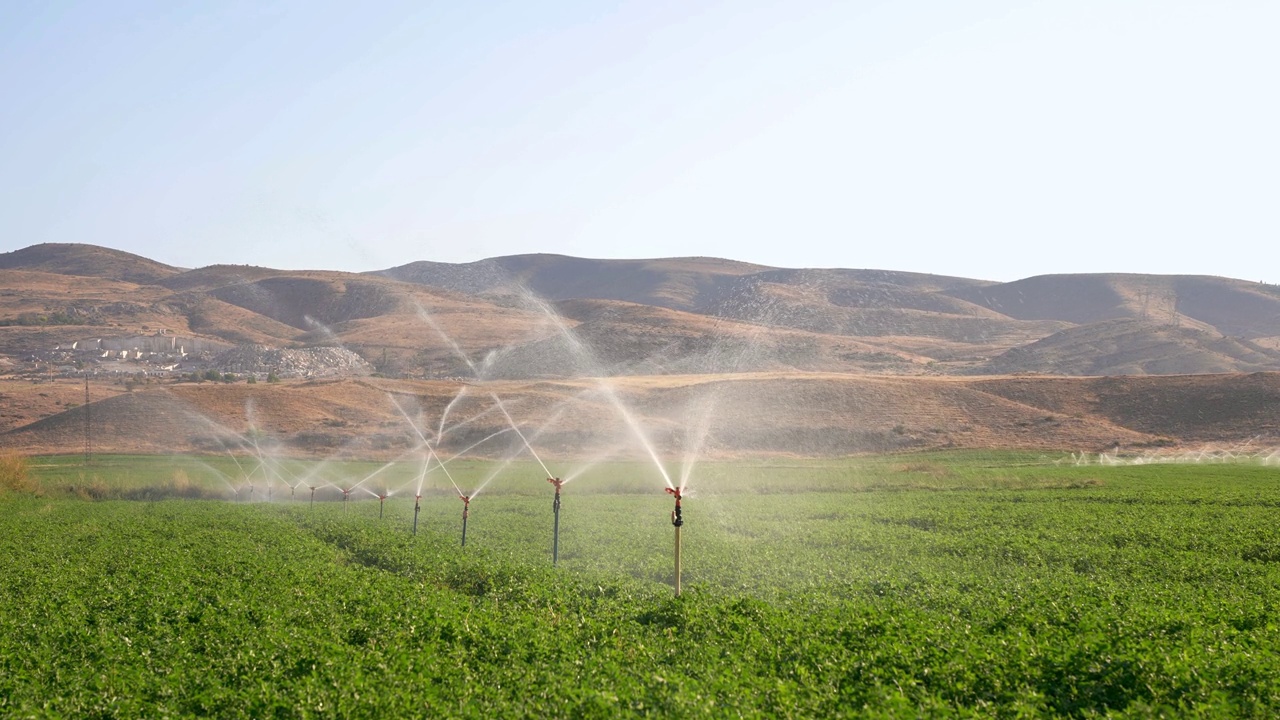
top-left (552, 489), bottom-right (561, 566)
top-left (413, 499), bottom-right (421, 536)
top-left (675, 526), bottom-right (682, 597)
top-left (548, 478), bottom-right (564, 567)
top-left (460, 496), bottom-right (471, 548)
top-left (667, 488), bottom-right (683, 597)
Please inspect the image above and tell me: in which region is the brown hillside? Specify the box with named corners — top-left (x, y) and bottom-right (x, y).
top-left (11, 372), bottom-right (1279, 458)
top-left (5, 243), bottom-right (1280, 379)
top-left (0, 243), bottom-right (179, 285)
top-left (481, 298), bottom-right (926, 378)
top-left (981, 319), bottom-right (1280, 376)
top-left (377, 254), bottom-right (771, 311)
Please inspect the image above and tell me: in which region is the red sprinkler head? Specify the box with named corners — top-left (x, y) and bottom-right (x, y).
top-left (548, 477), bottom-right (564, 491)
top-left (666, 487), bottom-right (683, 527)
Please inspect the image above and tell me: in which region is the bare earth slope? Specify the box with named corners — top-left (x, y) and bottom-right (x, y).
top-left (6, 372), bottom-right (1279, 457)
top-left (4, 243), bottom-right (1280, 457)
top-left (0, 243), bottom-right (180, 285)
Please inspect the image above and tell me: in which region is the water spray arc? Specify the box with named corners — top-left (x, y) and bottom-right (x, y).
top-left (667, 487), bottom-right (684, 597)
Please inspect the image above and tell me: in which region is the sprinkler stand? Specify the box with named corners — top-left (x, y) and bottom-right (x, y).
top-left (459, 494), bottom-right (471, 547)
top-left (666, 488), bottom-right (683, 597)
top-left (413, 495), bottom-right (422, 536)
top-left (342, 489), bottom-right (351, 514)
top-left (309, 485), bottom-right (316, 509)
top-left (548, 478), bottom-right (564, 566)
top-left (379, 494), bottom-right (387, 519)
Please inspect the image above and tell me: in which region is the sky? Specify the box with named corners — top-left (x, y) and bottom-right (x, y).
top-left (1, 0), bottom-right (1276, 281)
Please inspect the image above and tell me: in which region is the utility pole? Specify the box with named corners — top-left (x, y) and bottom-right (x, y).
top-left (84, 373), bottom-right (91, 466)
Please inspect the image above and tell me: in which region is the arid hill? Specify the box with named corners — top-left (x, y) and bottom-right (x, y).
top-left (3, 242), bottom-right (1280, 456)
top-left (0, 243), bottom-right (180, 285)
top-left (6, 243), bottom-right (1280, 379)
top-left (5, 372), bottom-right (1279, 458)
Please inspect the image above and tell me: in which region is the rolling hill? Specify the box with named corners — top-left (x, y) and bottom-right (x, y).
top-left (3, 241), bottom-right (1280, 455)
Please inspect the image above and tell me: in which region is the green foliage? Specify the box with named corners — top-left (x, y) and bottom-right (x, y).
top-left (267, 371), bottom-right (280, 383)
top-left (0, 309), bottom-right (89, 327)
top-left (203, 369), bottom-right (222, 382)
top-left (246, 374), bottom-right (257, 384)
top-left (4, 454), bottom-right (1280, 716)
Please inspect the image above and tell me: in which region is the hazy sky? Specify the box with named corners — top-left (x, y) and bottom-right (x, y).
top-left (1, 1), bottom-right (1276, 281)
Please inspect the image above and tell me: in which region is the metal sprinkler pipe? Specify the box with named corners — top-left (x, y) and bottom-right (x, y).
top-left (413, 495), bottom-right (422, 536)
top-left (309, 485), bottom-right (316, 509)
top-left (459, 494), bottom-right (471, 547)
top-left (379, 494), bottom-right (387, 519)
top-left (548, 478), bottom-right (564, 566)
top-left (342, 488), bottom-right (351, 514)
top-left (666, 488), bottom-right (684, 597)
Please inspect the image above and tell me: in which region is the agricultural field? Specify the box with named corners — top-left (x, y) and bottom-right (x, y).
top-left (4, 453), bottom-right (1280, 717)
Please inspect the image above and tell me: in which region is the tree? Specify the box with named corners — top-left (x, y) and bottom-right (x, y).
top-left (203, 369), bottom-right (221, 382)
top-left (267, 371), bottom-right (280, 384)
top-left (246, 375), bottom-right (257, 384)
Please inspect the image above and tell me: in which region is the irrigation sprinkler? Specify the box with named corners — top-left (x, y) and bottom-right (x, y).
top-left (378, 493), bottom-right (387, 519)
top-left (413, 494), bottom-right (422, 535)
top-left (667, 487), bottom-right (684, 597)
top-left (342, 488), bottom-right (352, 514)
top-left (548, 477), bottom-right (564, 566)
top-left (459, 494), bottom-right (471, 547)
top-left (308, 485), bottom-right (317, 509)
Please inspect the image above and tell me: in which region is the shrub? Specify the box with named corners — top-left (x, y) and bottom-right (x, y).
top-left (0, 451), bottom-right (40, 496)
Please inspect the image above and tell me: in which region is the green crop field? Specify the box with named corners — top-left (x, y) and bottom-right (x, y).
top-left (4, 453), bottom-right (1280, 717)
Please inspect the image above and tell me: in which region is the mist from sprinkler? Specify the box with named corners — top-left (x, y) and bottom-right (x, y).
top-left (516, 290), bottom-right (675, 490)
